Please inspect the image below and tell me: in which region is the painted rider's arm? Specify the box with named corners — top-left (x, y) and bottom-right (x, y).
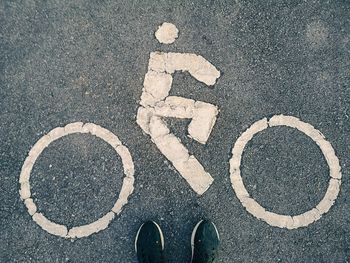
top-left (148, 52), bottom-right (220, 86)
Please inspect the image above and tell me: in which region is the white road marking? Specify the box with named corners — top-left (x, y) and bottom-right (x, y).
top-left (155, 22), bottom-right (179, 44)
top-left (229, 115), bottom-right (342, 229)
top-left (19, 122), bottom-right (135, 238)
top-left (188, 101), bottom-right (219, 144)
top-left (33, 213), bottom-right (68, 237)
top-left (24, 198), bottom-right (37, 216)
top-left (148, 52), bottom-right (220, 85)
top-left (137, 23), bottom-right (220, 195)
top-left (67, 212), bottom-right (115, 238)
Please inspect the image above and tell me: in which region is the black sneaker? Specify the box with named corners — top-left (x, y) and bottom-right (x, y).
top-left (191, 220), bottom-right (220, 263)
top-left (135, 221), bottom-right (165, 263)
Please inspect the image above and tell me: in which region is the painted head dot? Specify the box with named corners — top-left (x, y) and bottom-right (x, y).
top-left (155, 22), bottom-right (179, 44)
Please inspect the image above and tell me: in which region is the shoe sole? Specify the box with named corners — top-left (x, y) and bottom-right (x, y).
top-left (190, 220), bottom-right (220, 262)
top-left (135, 221), bottom-right (165, 253)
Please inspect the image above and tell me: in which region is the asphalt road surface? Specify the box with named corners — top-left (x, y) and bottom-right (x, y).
top-left (1, 1), bottom-right (349, 262)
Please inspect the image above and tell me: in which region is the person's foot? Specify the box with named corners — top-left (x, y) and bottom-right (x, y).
top-left (135, 221), bottom-right (165, 263)
top-left (191, 220), bottom-right (220, 263)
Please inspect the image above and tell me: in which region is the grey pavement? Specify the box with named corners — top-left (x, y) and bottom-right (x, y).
top-left (1, 0), bottom-right (349, 262)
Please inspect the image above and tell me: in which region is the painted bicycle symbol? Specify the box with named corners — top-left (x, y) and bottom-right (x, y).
top-left (19, 23), bottom-right (342, 238)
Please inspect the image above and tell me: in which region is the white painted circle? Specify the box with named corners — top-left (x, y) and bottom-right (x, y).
top-left (229, 115), bottom-right (342, 229)
top-left (19, 122), bottom-right (135, 238)
top-left (155, 22), bottom-right (179, 44)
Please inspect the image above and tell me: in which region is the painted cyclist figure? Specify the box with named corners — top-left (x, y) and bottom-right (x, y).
top-left (136, 22), bottom-right (221, 195)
